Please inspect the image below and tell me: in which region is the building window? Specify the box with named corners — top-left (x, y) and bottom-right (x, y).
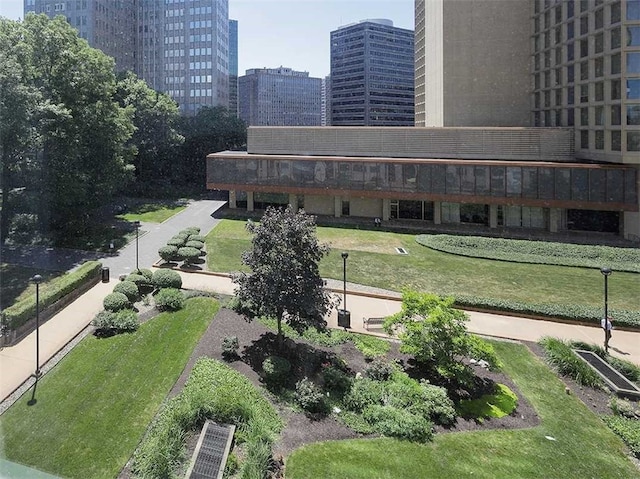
top-left (567, 41), bottom-right (575, 62)
top-left (611, 27), bottom-right (621, 49)
top-left (580, 15), bottom-right (589, 35)
top-left (568, 86), bottom-right (575, 104)
top-left (580, 84), bottom-right (589, 103)
top-left (567, 107), bottom-right (575, 126)
top-left (611, 2), bottom-right (621, 24)
top-left (627, 79), bottom-right (640, 99)
top-left (628, 26), bottom-right (640, 46)
top-left (580, 107), bottom-right (589, 125)
top-left (627, 105), bottom-right (640, 125)
top-left (580, 38), bottom-right (589, 57)
top-left (595, 57), bottom-right (604, 77)
top-left (627, 0), bottom-right (640, 20)
top-left (627, 131), bottom-right (640, 151)
top-left (567, 21), bottom-right (574, 40)
top-left (580, 130), bottom-right (589, 148)
top-left (611, 79), bottom-right (621, 100)
top-left (595, 131), bottom-right (604, 149)
top-left (611, 130), bottom-right (621, 150)
top-left (580, 60), bottom-right (589, 80)
top-left (555, 88), bottom-right (562, 106)
top-left (611, 53), bottom-right (621, 75)
top-left (628, 53), bottom-right (640, 73)
top-left (568, 64), bottom-right (575, 82)
top-left (611, 104), bottom-right (622, 125)
top-left (595, 106), bottom-right (604, 125)
top-left (595, 32), bottom-right (604, 53)
top-left (595, 82), bottom-right (604, 101)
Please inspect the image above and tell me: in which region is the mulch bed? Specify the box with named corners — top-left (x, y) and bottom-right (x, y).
top-left (120, 305), bottom-right (626, 478)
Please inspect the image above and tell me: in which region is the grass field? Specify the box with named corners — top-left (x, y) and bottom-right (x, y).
top-left (0, 297), bottom-right (218, 479)
top-left (205, 219), bottom-right (640, 311)
top-left (285, 340), bottom-right (640, 479)
top-left (117, 200), bottom-right (187, 223)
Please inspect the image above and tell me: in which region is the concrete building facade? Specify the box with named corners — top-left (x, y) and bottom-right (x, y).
top-left (238, 67), bottom-right (322, 126)
top-left (330, 19), bottom-right (415, 126)
top-left (26, 0), bottom-right (230, 115)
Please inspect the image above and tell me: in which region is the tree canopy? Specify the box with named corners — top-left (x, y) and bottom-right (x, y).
top-left (232, 206), bottom-right (337, 344)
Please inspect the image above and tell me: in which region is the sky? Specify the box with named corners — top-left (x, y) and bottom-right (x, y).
top-left (0, 0), bottom-right (414, 78)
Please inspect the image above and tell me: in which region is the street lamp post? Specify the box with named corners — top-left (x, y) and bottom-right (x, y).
top-left (337, 252), bottom-right (350, 329)
top-left (600, 267), bottom-right (612, 353)
top-left (31, 274), bottom-right (43, 378)
top-left (134, 220), bottom-right (141, 272)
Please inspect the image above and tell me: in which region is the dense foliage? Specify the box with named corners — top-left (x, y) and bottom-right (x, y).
top-left (154, 288), bottom-right (185, 311)
top-left (91, 309), bottom-right (138, 333)
top-left (417, 234), bottom-right (640, 273)
top-left (132, 357), bottom-right (282, 479)
top-left (103, 292), bottom-right (130, 312)
top-left (538, 336), bottom-right (603, 388)
top-left (233, 206), bottom-right (337, 343)
top-left (151, 269), bottom-right (182, 289)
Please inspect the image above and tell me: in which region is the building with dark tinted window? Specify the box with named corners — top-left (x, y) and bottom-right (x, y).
top-left (330, 19), bottom-right (414, 126)
top-left (238, 67), bottom-right (322, 126)
top-left (228, 19), bottom-right (238, 116)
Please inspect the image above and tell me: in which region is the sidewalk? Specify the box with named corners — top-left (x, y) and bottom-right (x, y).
top-left (2, 268), bottom-right (639, 405)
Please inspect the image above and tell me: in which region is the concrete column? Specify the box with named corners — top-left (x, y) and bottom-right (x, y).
top-left (489, 204), bottom-right (498, 228)
top-left (433, 201), bottom-right (441, 225)
top-left (289, 194), bottom-right (298, 213)
top-left (334, 196), bottom-right (341, 218)
top-left (247, 191), bottom-right (254, 212)
top-left (382, 198), bottom-right (390, 221)
top-left (228, 190), bottom-right (237, 209)
top-left (549, 208), bottom-right (560, 233)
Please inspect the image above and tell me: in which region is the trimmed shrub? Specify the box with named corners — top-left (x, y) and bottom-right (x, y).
top-left (152, 269), bottom-right (182, 289)
top-left (178, 246), bottom-right (201, 265)
top-left (385, 377), bottom-right (457, 426)
top-left (227, 295), bottom-right (258, 318)
top-left (91, 310), bottom-right (116, 329)
top-left (221, 336), bottom-right (239, 358)
top-left (261, 356), bottom-right (291, 388)
top-left (322, 366), bottom-right (352, 397)
top-left (185, 240), bottom-right (204, 250)
top-left (539, 336), bottom-right (603, 388)
top-left (126, 273), bottom-right (148, 288)
top-left (294, 378), bottom-right (328, 414)
top-left (133, 268), bottom-right (154, 282)
top-left (188, 234), bottom-right (206, 243)
top-left (158, 245), bottom-right (179, 262)
top-left (183, 289), bottom-right (215, 300)
top-left (344, 378), bottom-right (385, 413)
top-left (103, 292), bottom-right (130, 312)
top-left (362, 404), bottom-right (433, 442)
top-left (166, 237), bottom-right (186, 247)
top-left (181, 227), bottom-right (200, 236)
top-left (3, 261), bottom-right (102, 331)
top-left (113, 281), bottom-right (140, 303)
top-left (154, 288), bottom-right (185, 311)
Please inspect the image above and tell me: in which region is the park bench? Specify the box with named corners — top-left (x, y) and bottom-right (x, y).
top-left (185, 420), bottom-right (235, 479)
top-left (363, 317), bottom-right (386, 330)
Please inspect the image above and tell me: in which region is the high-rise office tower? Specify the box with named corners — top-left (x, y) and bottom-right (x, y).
top-left (24, 0), bottom-right (137, 72)
top-left (26, 0), bottom-right (230, 115)
top-left (228, 19), bottom-right (238, 116)
top-left (322, 75), bottom-right (331, 126)
top-left (238, 67), bottom-right (322, 126)
top-left (330, 19), bottom-right (414, 126)
top-left (414, 0), bottom-right (639, 239)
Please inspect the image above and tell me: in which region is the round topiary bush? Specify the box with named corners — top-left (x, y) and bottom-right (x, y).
top-left (113, 280), bottom-right (140, 303)
top-left (92, 309), bottom-right (138, 332)
top-left (134, 268), bottom-right (154, 282)
top-left (181, 227), bottom-right (200, 235)
top-left (158, 245), bottom-right (179, 262)
top-left (187, 234), bottom-right (205, 243)
top-left (166, 237), bottom-right (186, 247)
top-left (152, 268), bottom-right (182, 289)
top-left (103, 292), bottom-right (130, 312)
top-left (185, 240), bottom-right (204, 250)
top-left (154, 288), bottom-right (185, 311)
top-left (178, 246), bottom-right (201, 265)
top-left (261, 355), bottom-right (291, 388)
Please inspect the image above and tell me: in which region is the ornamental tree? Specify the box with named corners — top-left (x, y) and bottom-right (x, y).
top-left (232, 205), bottom-right (337, 346)
top-left (384, 290), bottom-right (500, 387)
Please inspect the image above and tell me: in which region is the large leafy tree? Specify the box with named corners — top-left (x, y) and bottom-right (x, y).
top-left (179, 106), bottom-right (246, 187)
top-left (114, 72), bottom-right (183, 189)
top-left (384, 290), bottom-right (500, 388)
top-left (232, 205), bottom-right (337, 345)
top-left (0, 14), bottom-right (135, 242)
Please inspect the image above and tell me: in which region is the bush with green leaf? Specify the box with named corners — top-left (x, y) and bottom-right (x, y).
top-left (261, 356), bottom-right (291, 388)
top-left (187, 234), bottom-right (205, 243)
top-left (181, 226), bottom-right (200, 236)
top-left (92, 309), bottom-right (139, 333)
top-left (322, 366), bottom-right (352, 398)
top-left (126, 273), bottom-right (148, 288)
top-left (151, 269), bottom-right (182, 289)
top-left (103, 292), bottom-right (130, 312)
top-left (609, 397), bottom-right (639, 419)
top-left (362, 404), bottom-right (433, 442)
top-left (570, 340), bottom-right (640, 384)
top-left (364, 358), bottom-right (397, 381)
top-left (294, 377), bottom-right (328, 414)
top-left (185, 240), bottom-right (204, 250)
top-left (112, 281), bottom-right (139, 303)
top-left (221, 336), bottom-right (239, 359)
top-left (601, 415), bottom-right (640, 458)
top-left (178, 246), bottom-right (201, 265)
top-left (158, 245), bottom-right (179, 262)
top-left (133, 268), bottom-right (154, 282)
top-left (166, 237), bottom-right (186, 247)
top-left (343, 378), bottom-right (386, 413)
top-left (154, 288), bottom-right (185, 311)
top-left (538, 336), bottom-right (603, 388)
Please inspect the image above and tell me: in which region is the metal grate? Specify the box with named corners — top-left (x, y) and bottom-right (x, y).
top-left (575, 350), bottom-right (640, 398)
top-left (186, 421), bottom-right (235, 479)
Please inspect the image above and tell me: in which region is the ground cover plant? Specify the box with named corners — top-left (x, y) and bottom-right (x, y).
top-left (285, 340), bottom-right (640, 479)
top-left (417, 234), bottom-right (640, 272)
top-left (116, 199), bottom-right (188, 223)
top-left (0, 297), bottom-right (218, 479)
top-left (206, 219), bottom-right (640, 325)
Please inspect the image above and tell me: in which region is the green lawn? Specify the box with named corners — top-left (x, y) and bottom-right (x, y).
top-left (117, 200), bottom-right (187, 223)
top-left (285, 340), bottom-right (640, 479)
top-left (205, 219), bottom-right (640, 311)
top-left (0, 297), bottom-right (218, 479)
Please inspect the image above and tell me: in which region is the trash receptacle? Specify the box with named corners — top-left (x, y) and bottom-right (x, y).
top-left (101, 266), bottom-right (110, 283)
top-left (337, 309), bottom-right (351, 329)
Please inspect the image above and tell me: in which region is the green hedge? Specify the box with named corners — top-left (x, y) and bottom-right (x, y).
top-left (453, 293), bottom-right (640, 329)
top-left (416, 234), bottom-right (640, 273)
top-left (2, 261), bottom-right (102, 330)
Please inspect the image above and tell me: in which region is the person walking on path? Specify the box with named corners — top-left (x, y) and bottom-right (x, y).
top-left (601, 316), bottom-right (613, 352)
